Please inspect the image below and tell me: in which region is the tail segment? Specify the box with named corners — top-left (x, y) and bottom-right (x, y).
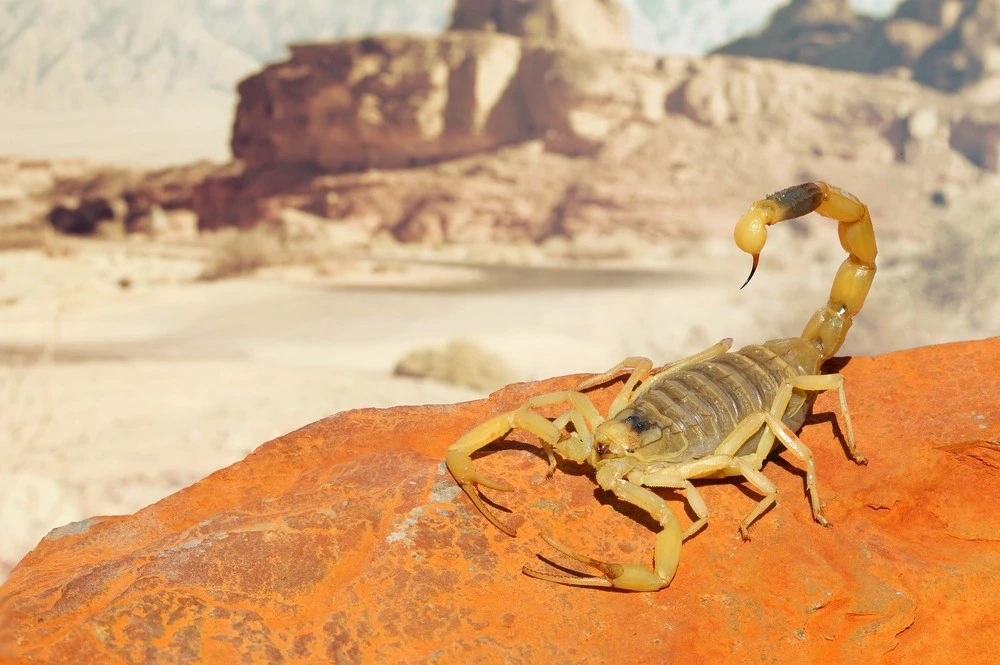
top-left (734, 182), bottom-right (877, 360)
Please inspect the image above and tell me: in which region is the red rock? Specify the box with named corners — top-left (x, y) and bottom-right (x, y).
top-left (2, 338), bottom-right (999, 663)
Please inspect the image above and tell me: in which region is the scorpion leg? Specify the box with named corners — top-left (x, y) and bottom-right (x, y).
top-left (785, 373), bottom-right (865, 464)
top-left (524, 461), bottom-right (685, 591)
top-left (708, 370), bottom-right (865, 534)
top-left (574, 356), bottom-right (654, 417)
top-left (626, 452), bottom-right (777, 540)
top-left (731, 460), bottom-right (779, 539)
top-left (623, 469), bottom-right (712, 541)
top-left (645, 454), bottom-right (781, 540)
top-left (706, 406), bottom-right (829, 534)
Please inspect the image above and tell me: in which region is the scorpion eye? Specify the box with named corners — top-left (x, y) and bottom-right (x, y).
top-left (624, 414), bottom-right (647, 433)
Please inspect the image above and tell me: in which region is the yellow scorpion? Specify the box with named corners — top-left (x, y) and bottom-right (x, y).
top-left (446, 182), bottom-right (876, 591)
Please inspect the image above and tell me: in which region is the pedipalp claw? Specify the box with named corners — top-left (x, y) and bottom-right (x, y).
top-left (446, 450), bottom-right (513, 492)
top-left (446, 450), bottom-right (517, 536)
top-left (522, 534), bottom-right (616, 588)
top-left (522, 534), bottom-right (669, 591)
top-left (539, 534), bottom-right (613, 570)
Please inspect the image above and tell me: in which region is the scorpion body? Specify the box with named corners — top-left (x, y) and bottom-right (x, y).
top-left (446, 181), bottom-right (875, 591)
top-left (614, 338), bottom-right (824, 464)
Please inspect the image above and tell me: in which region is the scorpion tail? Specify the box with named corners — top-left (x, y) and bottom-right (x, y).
top-left (734, 182), bottom-right (877, 361)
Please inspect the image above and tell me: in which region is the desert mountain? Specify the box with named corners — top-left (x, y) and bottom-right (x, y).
top-left (0, 0), bottom-right (449, 110)
top-left (621, 0), bottom-right (899, 54)
top-left (714, 0), bottom-right (1000, 94)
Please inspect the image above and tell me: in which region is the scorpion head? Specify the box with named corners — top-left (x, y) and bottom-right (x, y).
top-left (593, 409), bottom-right (665, 461)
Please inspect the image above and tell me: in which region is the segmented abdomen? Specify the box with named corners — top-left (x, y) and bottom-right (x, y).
top-left (636, 339), bottom-right (820, 459)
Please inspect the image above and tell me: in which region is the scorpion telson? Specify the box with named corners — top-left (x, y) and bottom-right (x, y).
top-left (446, 181), bottom-right (875, 591)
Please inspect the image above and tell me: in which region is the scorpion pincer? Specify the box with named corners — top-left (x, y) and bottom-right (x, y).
top-left (446, 182), bottom-right (875, 591)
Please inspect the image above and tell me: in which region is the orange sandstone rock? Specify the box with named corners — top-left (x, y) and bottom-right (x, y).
top-left (1, 338), bottom-right (999, 663)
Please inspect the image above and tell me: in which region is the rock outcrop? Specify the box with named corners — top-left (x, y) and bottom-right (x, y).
top-left (713, 0), bottom-right (1000, 93)
top-left (200, 51), bottom-right (989, 241)
top-left (229, 32), bottom-right (666, 175)
top-left (713, 0), bottom-right (870, 66)
top-left (1, 158), bottom-right (228, 242)
top-left (450, 0), bottom-right (631, 50)
top-left (1, 337), bottom-right (998, 662)
top-left (229, 0), bottom-right (633, 175)
top-left (231, 34), bottom-right (529, 173)
top-left (913, 0), bottom-right (1000, 90)
top-left (31, 160), bottom-right (225, 237)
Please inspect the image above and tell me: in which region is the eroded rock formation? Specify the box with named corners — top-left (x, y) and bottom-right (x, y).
top-left (200, 50), bottom-right (991, 242)
top-left (228, 32), bottom-right (666, 176)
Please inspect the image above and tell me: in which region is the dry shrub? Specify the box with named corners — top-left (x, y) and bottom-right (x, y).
top-left (394, 339), bottom-right (520, 392)
top-left (198, 227), bottom-right (290, 280)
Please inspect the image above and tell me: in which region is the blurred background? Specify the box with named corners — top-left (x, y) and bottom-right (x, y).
top-left (1, 0), bottom-right (997, 583)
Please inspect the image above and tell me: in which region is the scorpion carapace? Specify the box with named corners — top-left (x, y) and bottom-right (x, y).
top-left (446, 182), bottom-right (876, 591)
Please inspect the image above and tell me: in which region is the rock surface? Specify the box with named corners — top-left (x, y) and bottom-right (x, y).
top-left (1, 337), bottom-right (998, 663)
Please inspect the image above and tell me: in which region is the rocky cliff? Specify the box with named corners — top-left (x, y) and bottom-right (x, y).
top-left (229, 34), bottom-right (665, 174)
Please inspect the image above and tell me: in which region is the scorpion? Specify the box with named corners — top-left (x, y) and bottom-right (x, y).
top-left (446, 182), bottom-right (876, 591)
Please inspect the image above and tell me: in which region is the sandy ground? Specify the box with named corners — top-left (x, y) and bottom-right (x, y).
top-left (0, 230), bottom-right (994, 583)
top-left (0, 104), bottom-right (233, 167)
